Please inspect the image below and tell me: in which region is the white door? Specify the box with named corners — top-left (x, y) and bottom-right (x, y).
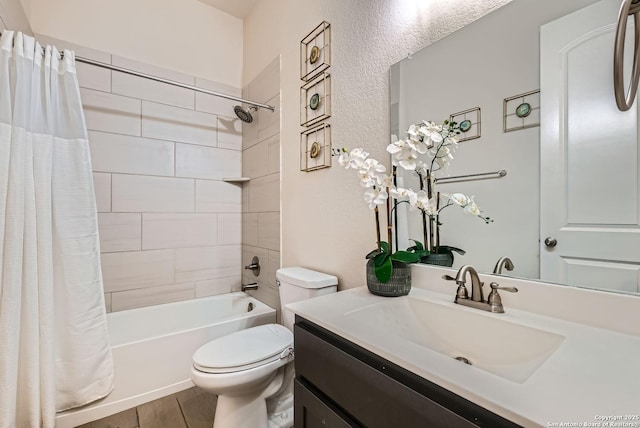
top-left (540, 0), bottom-right (640, 293)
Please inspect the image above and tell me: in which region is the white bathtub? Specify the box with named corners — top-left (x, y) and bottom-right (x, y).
top-left (55, 292), bottom-right (276, 428)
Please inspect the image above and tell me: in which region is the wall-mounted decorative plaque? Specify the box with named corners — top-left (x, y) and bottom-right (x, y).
top-left (300, 123), bottom-right (332, 172)
top-left (503, 89), bottom-right (540, 132)
top-left (300, 21), bottom-right (331, 81)
top-left (301, 72), bottom-right (331, 127)
top-left (449, 107), bottom-right (481, 142)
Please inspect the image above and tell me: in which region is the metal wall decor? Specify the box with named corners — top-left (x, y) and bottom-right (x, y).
top-left (301, 123), bottom-right (332, 172)
top-left (301, 21), bottom-right (331, 81)
top-left (449, 107), bottom-right (481, 142)
top-left (503, 89), bottom-right (540, 132)
top-left (301, 72), bottom-right (331, 126)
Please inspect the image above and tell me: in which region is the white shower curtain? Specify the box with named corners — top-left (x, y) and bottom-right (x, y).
top-left (0, 31), bottom-right (113, 427)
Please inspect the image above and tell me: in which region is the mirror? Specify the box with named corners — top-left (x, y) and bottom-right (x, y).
top-left (390, 0), bottom-right (640, 296)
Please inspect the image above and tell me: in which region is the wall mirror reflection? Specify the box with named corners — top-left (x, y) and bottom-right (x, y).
top-left (389, 0), bottom-right (640, 296)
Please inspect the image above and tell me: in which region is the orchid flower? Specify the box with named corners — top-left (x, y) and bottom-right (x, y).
top-left (364, 187), bottom-right (388, 210)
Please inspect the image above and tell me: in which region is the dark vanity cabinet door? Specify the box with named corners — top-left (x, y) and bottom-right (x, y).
top-left (294, 316), bottom-right (521, 428)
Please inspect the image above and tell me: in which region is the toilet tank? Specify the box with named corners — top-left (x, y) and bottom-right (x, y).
top-left (277, 267), bottom-right (338, 330)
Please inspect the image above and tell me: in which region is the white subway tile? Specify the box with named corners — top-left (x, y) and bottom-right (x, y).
top-left (242, 182), bottom-right (249, 213)
top-left (98, 213), bottom-right (142, 253)
top-left (242, 141), bottom-right (268, 179)
top-left (113, 56), bottom-right (195, 84)
top-left (217, 116), bottom-right (242, 150)
top-left (111, 56), bottom-right (195, 109)
top-left (195, 78), bottom-right (241, 116)
top-left (81, 88), bottom-right (141, 136)
top-left (89, 131), bottom-right (174, 176)
top-left (93, 172), bottom-right (111, 212)
top-left (195, 180), bottom-right (241, 213)
top-left (112, 175), bottom-right (194, 213)
top-left (248, 173), bottom-right (279, 213)
top-left (267, 250), bottom-right (281, 288)
top-left (101, 249), bottom-right (175, 292)
top-left (257, 212), bottom-right (280, 251)
top-left (35, 34), bottom-right (111, 62)
top-left (111, 282), bottom-right (195, 312)
top-left (175, 144), bottom-right (241, 180)
top-left (247, 57), bottom-right (280, 104)
top-left (195, 276), bottom-right (239, 298)
top-left (257, 94), bottom-right (279, 143)
top-left (252, 286), bottom-right (280, 319)
top-left (242, 213), bottom-right (258, 247)
top-left (141, 101), bottom-right (217, 146)
top-left (242, 116), bottom-right (258, 149)
top-left (218, 213), bottom-right (241, 245)
top-left (175, 245), bottom-right (240, 282)
top-left (267, 134), bottom-right (280, 174)
top-left (77, 62), bottom-right (111, 92)
top-left (104, 293), bottom-right (112, 313)
top-left (142, 213), bottom-right (218, 250)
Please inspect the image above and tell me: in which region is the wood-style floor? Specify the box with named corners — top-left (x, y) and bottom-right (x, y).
top-left (76, 387), bottom-right (217, 428)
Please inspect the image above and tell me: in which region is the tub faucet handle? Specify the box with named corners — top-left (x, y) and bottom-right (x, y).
top-left (244, 256), bottom-right (261, 276)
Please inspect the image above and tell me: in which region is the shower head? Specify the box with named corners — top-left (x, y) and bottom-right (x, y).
top-left (234, 105), bottom-right (258, 123)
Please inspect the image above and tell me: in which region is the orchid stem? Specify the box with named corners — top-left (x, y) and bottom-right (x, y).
top-left (374, 206), bottom-right (381, 250)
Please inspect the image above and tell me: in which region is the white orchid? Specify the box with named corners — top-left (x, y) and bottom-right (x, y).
top-left (464, 199), bottom-right (481, 216)
top-left (338, 147), bottom-right (369, 170)
top-left (390, 187), bottom-right (411, 199)
top-left (386, 139), bottom-right (419, 170)
top-left (446, 193), bottom-right (470, 206)
top-left (338, 119), bottom-right (492, 269)
top-left (357, 158), bottom-right (386, 188)
top-left (364, 187), bottom-right (388, 210)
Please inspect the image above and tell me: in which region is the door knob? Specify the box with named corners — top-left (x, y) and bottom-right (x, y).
top-left (544, 237), bottom-right (557, 247)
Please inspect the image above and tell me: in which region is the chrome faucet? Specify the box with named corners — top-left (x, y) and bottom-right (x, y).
top-left (493, 257), bottom-right (515, 274)
top-left (445, 265), bottom-right (518, 313)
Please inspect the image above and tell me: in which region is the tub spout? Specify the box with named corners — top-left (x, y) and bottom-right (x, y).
top-left (242, 282), bottom-right (258, 292)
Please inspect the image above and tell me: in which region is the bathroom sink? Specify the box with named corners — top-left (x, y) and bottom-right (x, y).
top-left (346, 296), bottom-right (565, 383)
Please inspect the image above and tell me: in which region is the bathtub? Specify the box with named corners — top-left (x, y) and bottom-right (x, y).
top-left (55, 292), bottom-right (276, 428)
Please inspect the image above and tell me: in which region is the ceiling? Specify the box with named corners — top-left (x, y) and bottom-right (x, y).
top-left (197, 0), bottom-right (260, 19)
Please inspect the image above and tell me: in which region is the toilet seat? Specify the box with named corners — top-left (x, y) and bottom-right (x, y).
top-left (193, 324), bottom-right (293, 374)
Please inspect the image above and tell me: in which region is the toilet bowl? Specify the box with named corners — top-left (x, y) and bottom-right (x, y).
top-left (190, 267), bottom-right (338, 428)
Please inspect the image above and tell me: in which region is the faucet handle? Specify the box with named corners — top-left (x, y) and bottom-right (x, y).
top-left (443, 274), bottom-right (469, 300)
top-left (489, 282), bottom-right (518, 293)
top-left (487, 282), bottom-right (518, 313)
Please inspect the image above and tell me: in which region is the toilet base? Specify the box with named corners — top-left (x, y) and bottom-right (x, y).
top-left (267, 393), bottom-right (293, 428)
top-left (212, 369), bottom-right (285, 428)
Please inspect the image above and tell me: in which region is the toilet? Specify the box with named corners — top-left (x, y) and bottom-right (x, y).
top-left (190, 267), bottom-right (338, 428)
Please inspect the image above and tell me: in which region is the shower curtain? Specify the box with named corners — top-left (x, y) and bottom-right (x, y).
top-left (0, 31), bottom-right (113, 427)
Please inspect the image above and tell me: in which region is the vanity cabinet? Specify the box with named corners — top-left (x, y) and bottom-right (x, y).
top-left (293, 316), bottom-right (520, 428)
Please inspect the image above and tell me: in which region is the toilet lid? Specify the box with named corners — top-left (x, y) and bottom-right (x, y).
top-left (193, 324), bottom-right (293, 374)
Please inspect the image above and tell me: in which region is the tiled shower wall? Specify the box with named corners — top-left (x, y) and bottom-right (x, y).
top-left (241, 58), bottom-right (282, 315)
top-left (36, 35), bottom-right (245, 312)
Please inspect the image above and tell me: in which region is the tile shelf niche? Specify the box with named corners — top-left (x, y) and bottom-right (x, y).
top-left (222, 177), bottom-right (250, 183)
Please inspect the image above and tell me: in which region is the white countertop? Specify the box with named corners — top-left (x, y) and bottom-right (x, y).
top-left (287, 285), bottom-right (640, 427)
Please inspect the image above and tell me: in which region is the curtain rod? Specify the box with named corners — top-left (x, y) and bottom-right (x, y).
top-left (435, 169), bottom-right (507, 184)
top-left (76, 57), bottom-right (275, 111)
top-left (0, 31), bottom-right (275, 112)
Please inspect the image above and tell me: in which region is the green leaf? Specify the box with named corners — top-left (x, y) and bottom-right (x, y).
top-left (390, 250), bottom-right (421, 263)
top-left (374, 256), bottom-right (393, 283)
top-left (409, 239), bottom-right (424, 251)
top-left (435, 245), bottom-right (466, 256)
top-left (365, 248), bottom-right (382, 260)
top-left (379, 241), bottom-right (390, 254)
top-left (374, 252), bottom-right (389, 268)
